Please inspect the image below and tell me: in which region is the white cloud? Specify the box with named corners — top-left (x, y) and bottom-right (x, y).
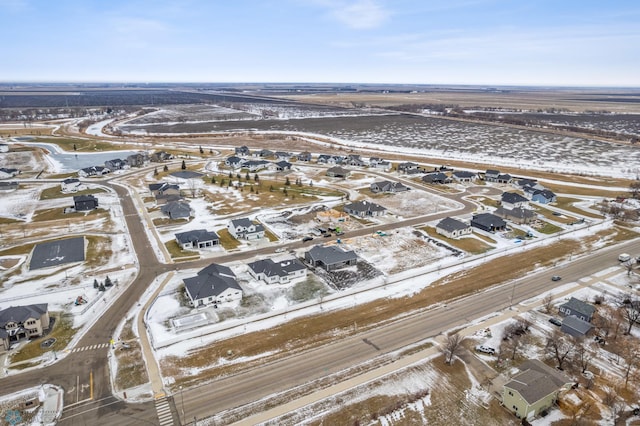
top-left (318, 0), bottom-right (389, 29)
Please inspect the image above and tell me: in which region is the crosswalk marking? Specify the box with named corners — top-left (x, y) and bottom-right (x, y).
top-left (154, 397), bottom-right (176, 426)
top-left (69, 343), bottom-right (110, 353)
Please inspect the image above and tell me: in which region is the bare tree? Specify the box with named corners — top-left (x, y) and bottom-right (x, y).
top-left (572, 338), bottom-right (596, 374)
top-left (621, 339), bottom-right (640, 388)
top-left (542, 293), bottom-right (554, 314)
top-left (441, 333), bottom-right (465, 365)
top-left (545, 329), bottom-right (576, 370)
top-left (617, 293), bottom-right (640, 335)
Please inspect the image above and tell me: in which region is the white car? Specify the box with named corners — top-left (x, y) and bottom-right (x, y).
top-left (274, 248), bottom-right (286, 253)
top-left (475, 345), bottom-right (496, 355)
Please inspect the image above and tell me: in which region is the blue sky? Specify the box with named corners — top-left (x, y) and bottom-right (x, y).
top-left (1, 0), bottom-right (639, 86)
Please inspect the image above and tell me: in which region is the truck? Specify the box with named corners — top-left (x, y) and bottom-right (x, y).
top-left (618, 253), bottom-right (631, 262)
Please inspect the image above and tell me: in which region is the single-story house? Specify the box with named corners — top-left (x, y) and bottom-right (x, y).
top-left (558, 297), bottom-right (595, 322)
top-left (501, 192), bottom-right (530, 210)
top-left (0, 304), bottom-right (50, 351)
top-left (161, 201), bottom-right (191, 220)
top-left (275, 160), bottom-right (292, 171)
top-left (225, 156), bottom-right (245, 169)
top-left (514, 178), bottom-right (544, 191)
top-left (561, 315), bottom-right (593, 338)
top-left (436, 217), bottom-right (472, 239)
top-left (470, 213), bottom-right (507, 232)
top-left (274, 151), bottom-right (292, 160)
top-left (243, 160), bottom-right (272, 172)
top-left (451, 170), bottom-right (477, 183)
top-left (297, 151), bottom-right (312, 162)
top-left (326, 166), bottom-right (350, 178)
top-left (304, 245), bottom-right (358, 271)
top-left (73, 194), bottom-right (98, 211)
top-left (485, 169), bottom-right (500, 181)
top-left (183, 263), bottom-right (242, 307)
top-left (61, 178), bottom-right (83, 193)
top-left (254, 148), bottom-right (273, 158)
top-left (371, 160), bottom-right (391, 171)
top-left (149, 183), bottom-right (180, 197)
top-left (317, 154), bottom-right (344, 165)
top-left (0, 167), bottom-right (20, 179)
top-left (422, 172), bottom-right (450, 184)
top-left (227, 218), bottom-right (265, 240)
top-left (343, 200), bottom-right (386, 218)
top-left (247, 258), bottom-right (307, 284)
top-left (78, 166), bottom-right (110, 178)
top-left (347, 157), bottom-right (367, 167)
top-left (175, 229), bottom-right (220, 250)
top-left (502, 359), bottom-right (572, 421)
top-left (398, 162), bottom-right (420, 173)
top-left (494, 207), bottom-right (536, 224)
top-left (370, 180), bottom-right (410, 193)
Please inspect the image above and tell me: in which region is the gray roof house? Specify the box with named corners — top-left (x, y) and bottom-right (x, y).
top-left (149, 182), bottom-right (180, 197)
top-left (104, 158), bottom-right (127, 171)
top-left (73, 194), bottom-right (98, 211)
top-left (227, 218), bottom-right (265, 240)
top-left (451, 170), bottom-right (477, 183)
top-left (326, 166), bottom-right (350, 178)
top-left (78, 165), bottom-right (109, 177)
top-left (343, 200), bottom-right (386, 218)
top-left (225, 155), bottom-right (245, 169)
top-left (161, 201), bottom-right (191, 220)
top-left (398, 162), bottom-right (420, 173)
top-left (0, 304), bottom-right (50, 350)
top-left (275, 160), bottom-right (292, 171)
top-left (243, 160), bottom-right (272, 172)
top-left (235, 145), bottom-right (250, 156)
top-left (183, 263), bottom-right (242, 307)
top-left (247, 258), bottom-right (307, 284)
top-left (436, 217), bottom-right (472, 239)
top-left (370, 180), bottom-right (410, 193)
top-left (558, 297), bottom-right (596, 322)
top-left (561, 315), bottom-right (593, 338)
top-left (175, 229), bottom-right (219, 250)
top-left (297, 151), bottom-right (312, 162)
top-left (494, 207), bottom-right (536, 224)
top-left (502, 359), bottom-right (572, 421)
top-left (529, 189), bottom-right (557, 204)
top-left (304, 245), bottom-right (358, 271)
top-left (470, 213), bottom-right (507, 232)
top-left (61, 178), bottom-right (83, 193)
top-left (501, 192), bottom-right (530, 210)
top-left (422, 172), bottom-right (450, 184)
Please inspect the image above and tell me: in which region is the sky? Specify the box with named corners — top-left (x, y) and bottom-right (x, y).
top-left (1, 0), bottom-right (639, 86)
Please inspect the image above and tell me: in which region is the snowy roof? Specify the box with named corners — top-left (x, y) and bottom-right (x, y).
top-left (0, 304), bottom-right (48, 327)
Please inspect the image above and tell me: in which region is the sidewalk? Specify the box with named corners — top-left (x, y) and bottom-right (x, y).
top-left (232, 267), bottom-right (624, 425)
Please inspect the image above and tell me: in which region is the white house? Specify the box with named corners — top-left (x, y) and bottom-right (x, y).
top-left (247, 258), bottom-right (307, 284)
top-left (61, 178), bottom-right (84, 193)
top-left (227, 218), bottom-right (265, 240)
top-left (183, 263), bottom-right (242, 307)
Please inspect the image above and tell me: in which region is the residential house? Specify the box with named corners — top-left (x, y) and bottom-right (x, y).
top-left (397, 162), bottom-right (420, 174)
top-left (61, 178), bottom-right (83, 193)
top-left (370, 180), bottom-right (410, 193)
top-left (485, 169), bottom-right (500, 181)
top-left (371, 160), bottom-right (392, 171)
top-left (243, 160), bottom-right (272, 172)
top-left (502, 359), bottom-right (572, 421)
top-left (225, 156), bottom-right (245, 169)
top-left (0, 304), bottom-right (50, 351)
top-left (254, 149), bottom-right (274, 158)
top-left (529, 188), bottom-right (557, 204)
top-left (126, 152), bottom-right (147, 167)
top-left (175, 229), bottom-right (219, 250)
top-left (558, 297), bottom-right (595, 322)
top-left (346, 155), bottom-right (366, 167)
top-left (227, 218), bottom-right (265, 240)
top-left (451, 170), bottom-right (477, 183)
top-left (470, 213), bottom-right (507, 232)
top-left (149, 183), bottom-right (181, 197)
top-left (73, 194), bottom-right (98, 211)
top-left (304, 245), bottom-right (358, 271)
top-left (183, 263), bottom-right (242, 307)
top-left (422, 172), bottom-right (450, 184)
top-left (514, 178), bottom-right (544, 191)
top-left (501, 192), bottom-right (530, 210)
top-left (78, 166), bottom-right (110, 178)
top-left (275, 160), bottom-right (292, 171)
top-left (274, 151), bottom-right (292, 160)
top-left (247, 258), bottom-right (307, 284)
top-left (104, 158), bottom-right (127, 171)
top-left (317, 154), bottom-right (344, 165)
top-left (561, 316), bottom-right (593, 338)
top-left (326, 166), bottom-right (350, 178)
top-left (161, 201), bottom-right (191, 220)
top-left (0, 181), bottom-right (18, 192)
top-left (235, 145), bottom-right (250, 156)
top-left (0, 167), bottom-right (19, 179)
top-left (150, 151), bottom-right (172, 162)
top-left (436, 217), bottom-right (472, 239)
top-left (297, 151), bottom-right (312, 162)
top-left (343, 200), bottom-right (386, 218)
top-left (494, 207), bottom-right (536, 224)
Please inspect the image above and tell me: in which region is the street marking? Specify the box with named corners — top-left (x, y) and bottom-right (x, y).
top-left (154, 397), bottom-right (176, 426)
top-left (69, 343), bottom-right (110, 353)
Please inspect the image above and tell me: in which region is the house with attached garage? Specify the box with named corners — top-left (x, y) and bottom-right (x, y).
top-left (247, 258), bottom-right (307, 284)
top-left (183, 263), bottom-right (242, 307)
top-left (274, 151), bottom-right (292, 160)
top-left (149, 182), bottom-right (180, 197)
top-left (243, 160), bottom-right (272, 172)
top-left (501, 192), bottom-right (530, 210)
top-left (297, 151), bottom-right (312, 162)
top-left (161, 201), bottom-right (191, 220)
top-left (175, 229), bottom-right (219, 250)
top-left (502, 359), bottom-right (572, 421)
top-left (0, 304), bottom-right (50, 351)
top-left (275, 160), bottom-right (292, 171)
top-left (451, 170), bottom-right (477, 183)
top-left (471, 213), bottom-right (507, 232)
top-left (317, 154), bottom-right (344, 165)
top-left (326, 166), bottom-right (350, 178)
top-left (78, 165), bottom-right (110, 178)
top-left (494, 207), bottom-right (536, 224)
top-left (370, 180), bottom-right (410, 193)
top-left (514, 178), bottom-right (544, 191)
top-left (0, 167), bottom-right (19, 179)
top-left (371, 160), bottom-right (392, 171)
top-left (235, 145), bottom-right (250, 156)
top-left (73, 194), bottom-right (98, 211)
top-left (150, 151), bottom-right (172, 162)
top-left (422, 172), bottom-right (450, 184)
top-left (485, 169), bottom-right (513, 184)
top-left (61, 178), bottom-right (84, 193)
top-left (104, 158), bottom-right (127, 171)
top-left (126, 152), bottom-right (148, 167)
top-left (227, 218), bottom-right (265, 240)
top-left (343, 200), bottom-right (386, 218)
top-left (527, 188), bottom-right (557, 204)
top-left (397, 162), bottom-right (420, 174)
top-left (225, 155), bottom-right (245, 169)
top-left (304, 245), bottom-right (358, 271)
top-left (436, 217), bottom-right (472, 239)
top-left (558, 297), bottom-right (595, 322)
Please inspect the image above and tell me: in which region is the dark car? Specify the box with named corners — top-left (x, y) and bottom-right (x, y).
top-left (549, 318), bottom-right (562, 326)
top-left (551, 275), bottom-right (562, 282)
top-left (302, 236), bottom-right (314, 242)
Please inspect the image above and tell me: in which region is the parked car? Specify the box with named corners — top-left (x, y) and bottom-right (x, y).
top-left (551, 275), bottom-right (562, 282)
top-left (302, 236), bottom-right (314, 242)
top-left (475, 345), bottom-right (496, 355)
top-left (274, 248), bottom-right (286, 253)
top-left (549, 318), bottom-right (562, 326)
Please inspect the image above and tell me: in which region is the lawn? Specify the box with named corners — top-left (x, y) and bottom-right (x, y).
top-left (554, 197), bottom-right (604, 219)
top-left (421, 226), bottom-right (493, 254)
top-left (216, 229), bottom-right (241, 250)
top-left (10, 314), bottom-right (77, 364)
top-left (165, 240), bottom-right (200, 261)
top-left (39, 186), bottom-right (106, 200)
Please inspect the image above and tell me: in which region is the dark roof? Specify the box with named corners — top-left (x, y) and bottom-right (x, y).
top-left (452, 170), bottom-right (476, 178)
top-left (344, 200), bottom-right (386, 213)
top-left (561, 315), bottom-right (593, 335)
top-left (306, 245), bottom-right (357, 266)
top-left (0, 304), bottom-right (48, 327)
top-left (505, 359), bottom-right (571, 404)
top-left (501, 192), bottom-right (529, 204)
top-left (184, 263), bottom-right (240, 300)
top-left (422, 172), bottom-right (449, 182)
top-left (471, 213), bottom-right (506, 228)
top-left (494, 207), bottom-right (535, 219)
top-left (62, 178), bottom-right (80, 184)
top-left (436, 217), bottom-right (470, 232)
top-left (175, 229), bottom-right (219, 245)
top-left (247, 258), bottom-right (305, 279)
top-left (326, 166), bottom-right (350, 176)
top-left (560, 297), bottom-right (596, 317)
top-left (73, 194), bottom-right (97, 203)
top-left (161, 201), bottom-right (191, 218)
top-left (229, 218), bottom-right (265, 233)
top-left (485, 169), bottom-right (500, 175)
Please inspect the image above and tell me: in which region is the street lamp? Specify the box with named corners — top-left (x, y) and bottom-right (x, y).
top-left (179, 386), bottom-right (184, 425)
